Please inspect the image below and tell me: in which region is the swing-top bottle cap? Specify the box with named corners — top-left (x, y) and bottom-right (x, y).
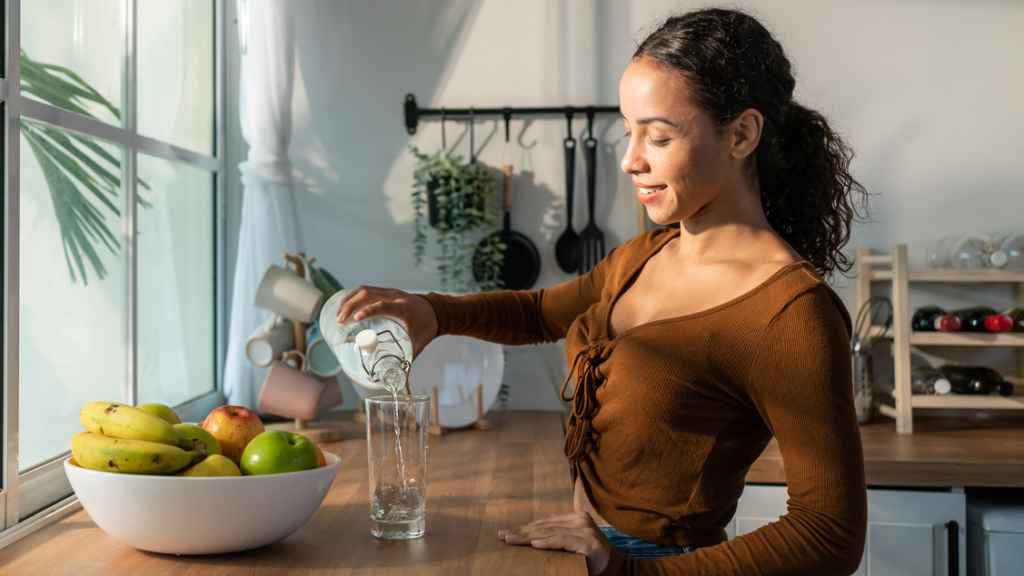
top-left (355, 329), bottom-right (378, 354)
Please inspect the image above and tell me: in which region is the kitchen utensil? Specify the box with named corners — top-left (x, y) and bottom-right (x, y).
top-left (578, 113), bottom-right (606, 273)
top-left (407, 334), bottom-right (503, 429)
top-left (472, 159), bottom-right (540, 289)
top-left (554, 113), bottom-right (581, 273)
top-left (64, 452), bottom-right (340, 555)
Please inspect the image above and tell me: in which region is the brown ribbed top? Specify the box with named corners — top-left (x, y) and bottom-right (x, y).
top-left (422, 227), bottom-right (867, 576)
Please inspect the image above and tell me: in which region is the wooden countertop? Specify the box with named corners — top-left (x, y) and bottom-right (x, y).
top-left (747, 416), bottom-right (1024, 488)
top-left (4, 411), bottom-right (1023, 573)
top-left (0, 411), bottom-right (585, 576)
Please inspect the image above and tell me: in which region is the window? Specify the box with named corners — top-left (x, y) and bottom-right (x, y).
top-left (1, 0), bottom-right (225, 541)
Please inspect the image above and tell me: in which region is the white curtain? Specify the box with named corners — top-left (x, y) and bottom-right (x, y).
top-left (224, 0), bottom-right (301, 407)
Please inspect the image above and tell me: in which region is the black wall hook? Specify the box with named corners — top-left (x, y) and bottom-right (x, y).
top-left (586, 107), bottom-right (595, 140)
top-left (440, 107), bottom-right (447, 149)
top-left (503, 108), bottom-right (512, 143)
top-left (469, 107), bottom-right (476, 163)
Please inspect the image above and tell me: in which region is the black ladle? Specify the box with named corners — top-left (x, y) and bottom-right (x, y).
top-left (554, 111), bottom-right (581, 274)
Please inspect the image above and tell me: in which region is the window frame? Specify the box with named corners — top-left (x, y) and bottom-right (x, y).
top-left (0, 0), bottom-right (227, 545)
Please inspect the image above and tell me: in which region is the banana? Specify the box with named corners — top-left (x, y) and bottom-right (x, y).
top-left (136, 402), bottom-right (181, 424)
top-left (70, 432), bottom-right (204, 475)
top-left (80, 401), bottom-right (189, 448)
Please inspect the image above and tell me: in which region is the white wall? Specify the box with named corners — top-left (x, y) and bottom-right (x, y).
top-left (226, 0), bottom-right (1024, 411)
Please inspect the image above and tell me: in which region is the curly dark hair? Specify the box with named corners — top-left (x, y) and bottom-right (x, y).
top-left (634, 8), bottom-right (868, 276)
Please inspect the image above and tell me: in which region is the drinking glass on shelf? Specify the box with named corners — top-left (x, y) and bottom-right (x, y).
top-left (950, 235), bottom-right (994, 269)
top-left (992, 234), bottom-right (1024, 270)
top-left (927, 236), bottom-right (958, 268)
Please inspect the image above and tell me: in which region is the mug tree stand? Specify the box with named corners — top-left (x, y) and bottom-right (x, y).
top-left (265, 254), bottom-right (348, 444)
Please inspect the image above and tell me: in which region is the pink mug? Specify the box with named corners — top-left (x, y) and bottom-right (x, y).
top-left (317, 376), bottom-right (343, 410)
top-left (258, 351), bottom-right (326, 421)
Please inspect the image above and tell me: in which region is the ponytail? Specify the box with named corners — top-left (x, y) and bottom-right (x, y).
top-left (758, 101), bottom-right (867, 276)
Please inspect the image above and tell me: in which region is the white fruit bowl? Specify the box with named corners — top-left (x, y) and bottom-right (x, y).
top-left (64, 452), bottom-right (341, 555)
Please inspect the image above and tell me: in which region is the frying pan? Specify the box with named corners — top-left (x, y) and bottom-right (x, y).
top-left (472, 164), bottom-right (541, 290)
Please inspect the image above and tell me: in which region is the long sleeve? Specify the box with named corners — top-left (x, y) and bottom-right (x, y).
top-left (421, 246), bottom-right (618, 346)
top-left (611, 286), bottom-right (867, 576)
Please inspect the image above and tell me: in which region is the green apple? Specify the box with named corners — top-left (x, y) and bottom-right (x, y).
top-left (174, 423), bottom-right (222, 456)
top-left (137, 403), bottom-right (181, 424)
top-left (240, 431), bottom-right (319, 475)
top-left (177, 454), bottom-right (241, 477)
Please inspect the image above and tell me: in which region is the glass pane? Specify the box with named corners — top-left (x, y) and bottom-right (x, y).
top-left (21, 0), bottom-right (123, 127)
top-left (138, 0), bottom-right (214, 155)
top-left (19, 119), bottom-right (127, 471)
top-left (137, 155), bottom-right (215, 407)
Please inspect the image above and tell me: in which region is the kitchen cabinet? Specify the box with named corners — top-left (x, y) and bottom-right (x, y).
top-left (728, 484), bottom-right (966, 576)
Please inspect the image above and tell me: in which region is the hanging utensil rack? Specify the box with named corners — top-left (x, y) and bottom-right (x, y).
top-left (403, 93), bottom-right (619, 134)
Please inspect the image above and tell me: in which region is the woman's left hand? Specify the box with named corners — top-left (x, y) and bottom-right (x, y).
top-left (498, 512), bottom-right (612, 575)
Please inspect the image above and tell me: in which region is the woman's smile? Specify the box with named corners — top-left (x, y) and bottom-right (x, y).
top-left (635, 184), bottom-right (666, 204)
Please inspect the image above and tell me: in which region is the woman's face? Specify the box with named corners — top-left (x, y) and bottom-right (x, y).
top-left (618, 57), bottom-right (736, 226)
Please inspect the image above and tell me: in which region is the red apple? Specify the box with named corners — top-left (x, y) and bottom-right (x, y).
top-left (201, 405), bottom-right (265, 465)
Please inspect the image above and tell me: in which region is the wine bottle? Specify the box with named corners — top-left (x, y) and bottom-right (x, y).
top-left (939, 364), bottom-right (1010, 396)
top-left (911, 306), bottom-right (946, 332)
top-left (1003, 307), bottom-right (1024, 332)
top-left (910, 367), bottom-right (952, 395)
top-left (949, 307), bottom-right (997, 332)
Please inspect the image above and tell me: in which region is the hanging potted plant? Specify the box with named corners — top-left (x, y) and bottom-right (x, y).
top-left (410, 146), bottom-right (504, 292)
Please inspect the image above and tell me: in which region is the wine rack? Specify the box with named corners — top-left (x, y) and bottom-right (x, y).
top-left (856, 245), bottom-right (1024, 433)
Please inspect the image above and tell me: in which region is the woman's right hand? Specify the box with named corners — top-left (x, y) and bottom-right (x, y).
top-left (336, 286), bottom-right (439, 358)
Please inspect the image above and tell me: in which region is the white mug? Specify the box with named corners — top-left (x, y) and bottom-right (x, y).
top-left (254, 265), bottom-right (324, 323)
top-left (245, 315), bottom-right (294, 368)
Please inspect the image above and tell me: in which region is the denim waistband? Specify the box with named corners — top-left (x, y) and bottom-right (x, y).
top-left (599, 525), bottom-right (695, 559)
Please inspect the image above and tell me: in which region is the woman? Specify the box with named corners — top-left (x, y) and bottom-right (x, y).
top-left (339, 8), bottom-right (868, 575)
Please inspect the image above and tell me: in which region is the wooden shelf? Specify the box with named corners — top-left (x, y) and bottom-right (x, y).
top-left (870, 269), bottom-right (1024, 283)
top-left (911, 394), bottom-right (1024, 410)
top-left (910, 332), bottom-right (1024, 347)
top-left (909, 269), bottom-right (1024, 283)
top-left (856, 244), bottom-right (1024, 434)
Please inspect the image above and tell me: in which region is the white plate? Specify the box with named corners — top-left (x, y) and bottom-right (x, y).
top-left (347, 335), bottom-right (504, 429)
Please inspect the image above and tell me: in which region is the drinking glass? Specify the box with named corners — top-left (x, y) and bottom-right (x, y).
top-left (365, 393), bottom-right (429, 539)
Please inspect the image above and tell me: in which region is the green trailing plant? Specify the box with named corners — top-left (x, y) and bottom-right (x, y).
top-left (410, 145), bottom-right (505, 292)
top-left (19, 49), bottom-right (150, 285)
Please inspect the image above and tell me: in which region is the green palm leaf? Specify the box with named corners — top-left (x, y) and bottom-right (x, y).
top-left (20, 49), bottom-right (151, 284)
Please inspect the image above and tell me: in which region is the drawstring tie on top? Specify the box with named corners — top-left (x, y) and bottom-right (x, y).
top-left (560, 341), bottom-right (610, 463)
